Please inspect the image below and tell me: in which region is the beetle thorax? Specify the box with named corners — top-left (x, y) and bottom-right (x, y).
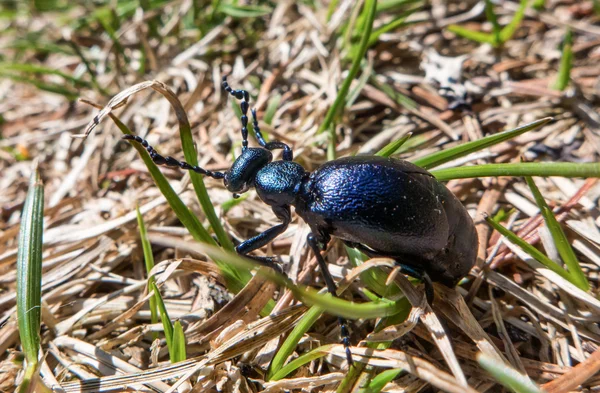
top-left (255, 161), bottom-right (306, 207)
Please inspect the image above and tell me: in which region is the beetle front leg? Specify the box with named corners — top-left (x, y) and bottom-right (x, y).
top-left (235, 206), bottom-right (290, 273)
top-left (307, 233), bottom-right (353, 366)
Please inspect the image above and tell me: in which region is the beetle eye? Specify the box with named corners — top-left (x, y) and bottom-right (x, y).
top-left (233, 193), bottom-right (240, 199)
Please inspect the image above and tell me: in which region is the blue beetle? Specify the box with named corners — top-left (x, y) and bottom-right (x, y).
top-left (123, 77), bottom-right (478, 364)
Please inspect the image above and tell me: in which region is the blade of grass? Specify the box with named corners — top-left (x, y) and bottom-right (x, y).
top-left (267, 306), bottom-right (324, 380)
top-left (151, 281), bottom-right (175, 362)
top-left (551, 29), bottom-right (573, 91)
top-left (376, 133), bottom-right (413, 158)
top-left (484, 0), bottom-right (502, 46)
top-left (412, 117), bottom-right (552, 169)
top-left (327, 0), bottom-right (340, 21)
top-left (317, 0), bottom-right (377, 160)
top-left (270, 345), bottom-right (337, 381)
top-left (359, 369), bottom-right (403, 393)
top-left (0, 63), bottom-right (91, 87)
top-left (264, 93), bottom-right (281, 126)
top-left (172, 321), bottom-right (187, 363)
top-left (431, 162), bottom-right (600, 181)
top-left (525, 176), bottom-right (589, 290)
top-left (478, 353), bottom-right (543, 393)
top-left (218, 3), bottom-right (272, 17)
top-left (16, 164), bottom-right (44, 393)
top-left (345, 58), bottom-right (373, 109)
top-left (168, 86), bottom-right (235, 255)
top-left (155, 236), bottom-right (411, 320)
top-left (446, 25), bottom-right (495, 45)
top-left (0, 71), bottom-right (78, 100)
top-left (499, 0), bottom-right (529, 44)
top-left (533, 0), bottom-right (545, 10)
top-left (136, 206), bottom-right (158, 340)
top-left (365, 6), bottom-right (418, 48)
top-left (82, 101), bottom-right (248, 293)
top-left (485, 216), bottom-right (575, 284)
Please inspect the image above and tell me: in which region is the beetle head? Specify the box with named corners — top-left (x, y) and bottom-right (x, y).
top-left (224, 148), bottom-right (273, 195)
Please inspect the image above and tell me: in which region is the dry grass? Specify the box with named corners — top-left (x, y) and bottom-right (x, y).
top-left (2, 1), bottom-right (600, 392)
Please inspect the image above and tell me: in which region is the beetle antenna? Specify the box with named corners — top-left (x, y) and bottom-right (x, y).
top-left (222, 76), bottom-right (250, 151)
top-left (123, 135), bottom-right (225, 179)
top-left (251, 109), bottom-right (293, 161)
top-left (222, 76), bottom-right (293, 161)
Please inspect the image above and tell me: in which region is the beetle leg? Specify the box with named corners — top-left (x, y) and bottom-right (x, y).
top-left (235, 206), bottom-right (290, 273)
top-left (307, 233), bottom-right (353, 366)
top-left (243, 255), bottom-right (286, 276)
top-left (395, 263), bottom-right (435, 305)
top-left (122, 135), bottom-right (225, 179)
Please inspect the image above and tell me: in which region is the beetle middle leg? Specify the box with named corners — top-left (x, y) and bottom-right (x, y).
top-left (234, 205), bottom-right (291, 273)
top-left (307, 233), bottom-right (353, 366)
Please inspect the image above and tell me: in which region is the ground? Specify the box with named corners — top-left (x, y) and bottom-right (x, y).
top-left (1, 1), bottom-right (600, 392)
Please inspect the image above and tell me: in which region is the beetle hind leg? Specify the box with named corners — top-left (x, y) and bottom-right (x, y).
top-left (307, 233), bottom-right (353, 366)
top-left (343, 241), bottom-right (435, 305)
top-left (395, 263), bottom-right (435, 305)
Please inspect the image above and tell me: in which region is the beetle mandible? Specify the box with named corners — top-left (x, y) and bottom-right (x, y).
top-left (123, 76), bottom-right (478, 364)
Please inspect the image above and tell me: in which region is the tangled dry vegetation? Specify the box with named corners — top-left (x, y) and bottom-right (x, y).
top-left (2, 0), bottom-right (600, 392)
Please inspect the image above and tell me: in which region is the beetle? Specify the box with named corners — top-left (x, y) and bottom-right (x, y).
top-left (122, 76), bottom-right (478, 364)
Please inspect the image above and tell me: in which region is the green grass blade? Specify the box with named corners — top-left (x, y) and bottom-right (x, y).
top-left (176, 97), bottom-right (235, 254)
top-left (267, 306), bottom-right (324, 380)
top-left (136, 206), bottom-right (158, 338)
top-left (345, 59), bottom-right (373, 109)
top-left (369, 76), bottom-right (417, 110)
top-left (169, 239), bottom-right (409, 319)
top-left (431, 162), bottom-right (600, 181)
top-left (552, 29), bottom-right (573, 91)
top-left (525, 177), bottom-right (589, 290)
top-left (375, 131), bottom-right (412, 157)
top-left (485, 216), bottom-right (574, 283)
top-left (270, 345), bottom-right (336, 381)
top-left (412, 118), bottom-right (552, 169)
top-left (172, 321), bottom-right (187, 362)
top-left (500, 0), bottom-right (529, 44)
top-left (317, 0), bottom-right (377, 149)
top-left (358, 4), bottom-right (421, 54)
top-left (16, 166), bottom-right (44, 391)
top-left (478, 353), bottom-right (542, 393)
top-left (327, 0), bottom-right (340, 20)
top-left (345, 246), bottom-right (401, 297)
top-left (150, 281), bottom-right (175, 362)
top-left (0, 71), bottom-right (78, 100)
top-left (447, 25), bottom-right (494, 45)
top-left (221, 193), bottom-right (249, 212)
top-left (0, 63), bottom-right (91, 88)
top-left (218, 4), bottom-right (272, 17)
top-left (533, 0), bottom-right (545, 10)
top-left (264, 93), bottom-right (281, 126)
top-left (360, 369), bottom-right (403, 393)
top-left (102, 111), bottom-right (248, 293)
top-left (6, 38), bottom-right (74, 55)
top-left (485, 0), bottom-right (502, 46)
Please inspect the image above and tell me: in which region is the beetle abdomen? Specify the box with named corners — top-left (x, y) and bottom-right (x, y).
top-left (299, 156), bottom-right (450, 256)
top-left (296, 156), bottom-right (477, 286)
